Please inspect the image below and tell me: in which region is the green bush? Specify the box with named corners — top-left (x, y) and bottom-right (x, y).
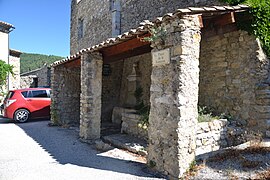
top-left (221, 0), bottom-right (270, 58)
top-left (0, 60), bottom-right (13, 94)
top-left (198, 106), bottom-right (218, 122)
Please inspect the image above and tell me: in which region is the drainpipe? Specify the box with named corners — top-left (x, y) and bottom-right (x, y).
top-left (7, 27), bottom-right (15, 91)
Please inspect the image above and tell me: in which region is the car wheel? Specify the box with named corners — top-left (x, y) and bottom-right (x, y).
top-left (14, 109), bottom-right (30, 123)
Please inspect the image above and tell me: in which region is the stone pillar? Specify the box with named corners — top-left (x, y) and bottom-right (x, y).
top-left (50, 67), bottom-right (61, 125)
top-left (80, 52), bottom-right (103, 140)
top-left (147, 15), bottom-right (201, 179)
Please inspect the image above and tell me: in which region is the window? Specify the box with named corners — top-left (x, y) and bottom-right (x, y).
top-left (28, 90), bottom-right (49, 98)
top-left (78, 18), bottom-right (84, 40)
top-left (33, 78), bottom-right (38, 88)
top-left (5, 91), bottom-right (14, 100)
top-left (110, 0), bottom-right (115, 10)
top-left (21, 91), bottom-right (28, 98)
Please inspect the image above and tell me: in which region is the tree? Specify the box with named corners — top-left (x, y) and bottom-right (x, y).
top-left (0, 60), bottom-right (14, 94)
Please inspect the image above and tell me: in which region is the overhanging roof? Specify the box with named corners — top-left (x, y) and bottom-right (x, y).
top-left (9, 49), bottom-right (22, 58)
top-left (0, 21), bottom-right (15, 33)
top-left (51, 4), bottom-right (249, 67)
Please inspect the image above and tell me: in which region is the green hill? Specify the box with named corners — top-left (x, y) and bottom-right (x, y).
top-left (20, 53), bottom-right (64, 74)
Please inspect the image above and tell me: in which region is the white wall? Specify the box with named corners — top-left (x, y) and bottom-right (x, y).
top-left (0, 31), bottom-right (9, 63)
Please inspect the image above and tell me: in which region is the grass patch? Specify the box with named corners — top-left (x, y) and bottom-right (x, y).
top-left (183, 160), bottom-right (205, 179)
top-left (198, 106), bottom-right (219, 122)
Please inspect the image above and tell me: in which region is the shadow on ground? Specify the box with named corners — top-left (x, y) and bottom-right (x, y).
top-left (10, 119), bottom-right (164, 179)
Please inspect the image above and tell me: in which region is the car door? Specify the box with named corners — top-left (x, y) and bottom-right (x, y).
top-left (26, 90), bottom-right (51, 117)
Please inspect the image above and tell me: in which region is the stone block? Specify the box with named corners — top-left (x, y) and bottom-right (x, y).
top-left (172, 45), bottom-right (182, 56)
top-left (95, 140), bottom-right (113, 151)
top-left (266, 120), bottom-right (270, 129)
top-left (255, 106), bottom-right (270, 113)
top-left (266, 131), bottom-right (270, 138)
top-left (198, 122), bottom-right (210, 132)
top-left (111, 107), bottom-right (124, 125)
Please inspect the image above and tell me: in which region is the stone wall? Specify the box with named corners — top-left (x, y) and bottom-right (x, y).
top-left (70, 0), bottom-right (224, 54)
top-left (118, 108), bottom-right (148, 140)
top-left (20, 65), bottom-right (50, 88)
top-left (37, 66), bottom-right (50, 87)
top-left (119, 114), bottom-right (234, 156)
top-left (196, 120), bottom-right (228, 155)
top-left (101, 53), bottom-right (152, 122)
top-left (70, 0), bottom-right (111, 54)
top-left (119, 53), bottom-right (152, 107)
top-left (102, 60), bottom-right (123, 122)
top-left (120, 0), bottom-right (223, 33)
top-left (20, 75), bottom-right (37, 88)
top-left (199, 30), bottom-right (270, 135)
top-left (9, 55), bottom-right (20, 90)
top-left (51, 65), bottom-right (81, 125)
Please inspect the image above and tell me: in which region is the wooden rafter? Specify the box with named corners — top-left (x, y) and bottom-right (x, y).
top-left (202, 12), bottom-right (236, 28)
top-left (63, 57), bottom-right (81, 68)
top-left (101, 33), bottom-right (151, 62)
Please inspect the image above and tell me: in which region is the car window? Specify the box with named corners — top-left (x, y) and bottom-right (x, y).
top-left (30, 90), bottom-right (49, 98)
top-left (5, 91), bottom-right (15, 100)
top-left (21, 91), bottom-right (28, 98)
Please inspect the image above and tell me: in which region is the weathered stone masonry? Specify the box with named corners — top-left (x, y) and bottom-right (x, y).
top-left (148, 15), bottom-right (201, 178)
top-left (80, 53), bottom-right (103, 140)
top-left (70, 0), bottom-right (223, 54)
top-left (199, 30), bottom-right (270, 135)
top-left (101, 61), bottom-right (123, 122)
top-left (51, 65), bottom-right (81, 125)
top-left (102, 53), bottom-right (152, 122)
top-left (52, 4), bottom-right (270, 179)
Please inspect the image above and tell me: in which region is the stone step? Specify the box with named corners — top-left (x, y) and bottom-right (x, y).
top-left (101, 133), bottom-right (148, 156)
top-left (256, 83), bottom-right (270, 91)
top-left (256, 90), bottom-right (270, 98)
top-left (254, 106), bottom-right (270, 113)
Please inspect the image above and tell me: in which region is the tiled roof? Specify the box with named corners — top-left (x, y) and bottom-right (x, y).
top-left (51, 5), bottom-right (249, 67)
top-left (0, 21), bottom-right (15, 33)
top-left (9, 49), bottom-right (22, 58)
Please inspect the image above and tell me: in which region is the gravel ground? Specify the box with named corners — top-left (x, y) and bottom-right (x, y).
top-left (188, 142), bottom-right (270, 180)
top-left (0, 118), bottom-right (164, 180)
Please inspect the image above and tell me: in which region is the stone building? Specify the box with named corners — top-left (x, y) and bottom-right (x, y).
top-left (0, 21), bottom-right (21, 92)
top-left (70, 0), bottom-right (224, 54)
top-left (51, 3), bottom-right (270, 178)
top-left (20, 64), bottom-right (51, 88)
top-left (9, 49), bottom-right (22, 90)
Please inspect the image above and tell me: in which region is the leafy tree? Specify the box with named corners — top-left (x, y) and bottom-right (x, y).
top-left (0, 60), bottom-right (14, 94)
top-left (20, 53), bottom-right (64, 73)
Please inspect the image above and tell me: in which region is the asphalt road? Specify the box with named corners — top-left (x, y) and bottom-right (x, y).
top-left (0, 118), bottom-right (164, 180)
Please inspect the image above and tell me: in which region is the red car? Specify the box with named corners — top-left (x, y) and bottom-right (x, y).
top-left (2, 88), bottom-right (51, 122)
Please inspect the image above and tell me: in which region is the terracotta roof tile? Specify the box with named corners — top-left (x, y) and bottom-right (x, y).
top-left (51, 5), bottom-right (250, 67)
top-left (0, 21), bottom-right (15, 32)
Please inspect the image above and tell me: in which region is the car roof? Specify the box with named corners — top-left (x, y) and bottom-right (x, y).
top-left (10, 88), bottom-right (51, 92)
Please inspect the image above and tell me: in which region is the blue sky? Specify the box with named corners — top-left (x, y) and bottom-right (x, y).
top-left (0, 0), bottom-right (70, 57)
